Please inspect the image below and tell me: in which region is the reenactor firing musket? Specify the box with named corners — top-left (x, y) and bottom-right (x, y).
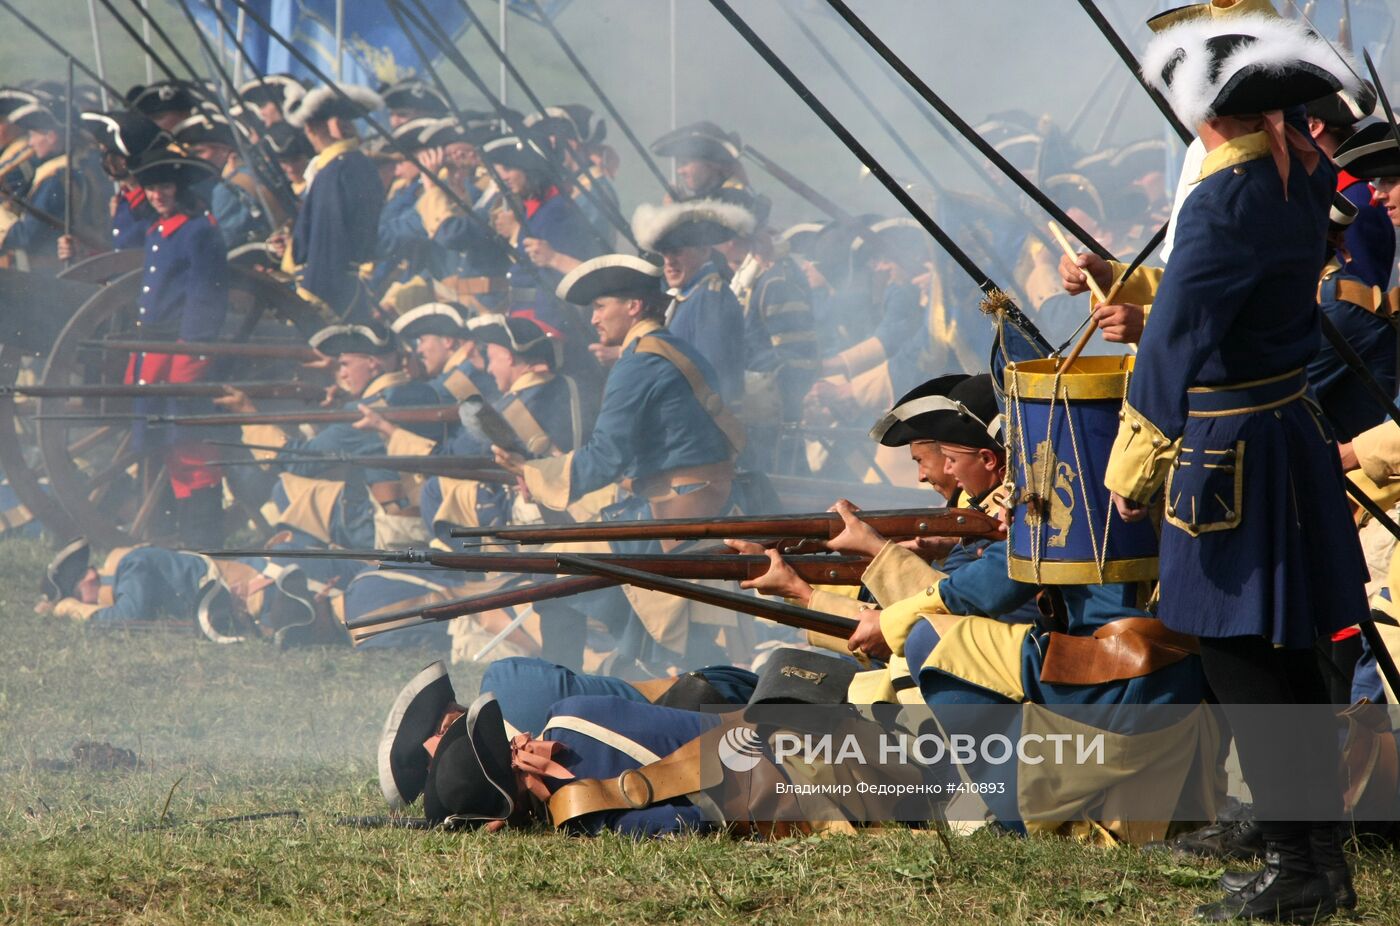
top-left (450, 506), bottom-right (1001, 544)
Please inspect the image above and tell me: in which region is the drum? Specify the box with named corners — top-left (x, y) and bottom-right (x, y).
top-left (1003, 355), bottom-right (1158, 584)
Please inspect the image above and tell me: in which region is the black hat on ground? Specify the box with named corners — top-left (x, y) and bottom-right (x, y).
top-left (631, 198), bottom-right (756, 252)
top-left (309, 322), bottom-right (398, 357)
top-left (42, 537), bottom-right (90, 601)
top-left (422, 692), bottom-right (516, 825)
top-left (650, 120), bottom-right (739, 165)
top-left (1142, 14), bottom-right (1361, 128)
top-left (1334, 121), bottom-right (1400, 179)
top-left (127, 81), bottom-right (200, 116)
top-left (237, 74), bottom-right (307, 111)
top-left (470, 314), bottom-right (560, 368)
top-left (380, 661), bottom-right (458, 810)
top-left (391, 302), bottom-right (469, 340)
top-left (745, 648), bottom-right (858, 708)
top-left (130, 151), bottom-right (217, 189)
top-left (556, 254), bottom-right (663, 305)
top-left (869, 373), bottom-right (972, 447)
top-left (921, 374), bottom-right (1003, 452)
top-left (80, 110), bottom-right (169, 159)
top-left (380, 79), bottom-right (450, 118)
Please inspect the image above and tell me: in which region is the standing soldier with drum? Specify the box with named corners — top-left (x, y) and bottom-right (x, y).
top-left (1105, 16), bottom-right (1368, 922)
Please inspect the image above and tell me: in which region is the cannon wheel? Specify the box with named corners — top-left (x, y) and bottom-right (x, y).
top-left (35, 267), bottom-right (327, 548)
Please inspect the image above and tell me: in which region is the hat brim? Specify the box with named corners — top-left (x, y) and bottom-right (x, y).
top-left (556, 260), bottom-right (663, 305)
top-left (379, 661), bottom-right (456, 810)
top-left (132, 158), bottom-right (217, 188)
top-left (422, 693), bottom-right (515, 824)
top-left (654, 136), bottom-right (738, 165)
top-left (1211, 64), bottom-right (1342, 119)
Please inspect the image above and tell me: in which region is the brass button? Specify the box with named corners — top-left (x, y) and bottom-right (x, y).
top-left (1166, 506), bottom-right (1176, 518)
top-left (925, 586), bottom-right (935, 596)
top-left (1232, 166), bottom-right (1246, 175)
top-left (1274, 410), bottom-right (1283, 419)
top-left (1224, 510), bottom-right (1235, 520)
top-left (1130, 422), bottom-right (1142, 433)
top-left (1151, 437), bottom-right (1163, 448)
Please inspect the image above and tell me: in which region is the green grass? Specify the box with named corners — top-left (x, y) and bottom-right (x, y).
top-left (1, 535), bottom-right (1398, 925)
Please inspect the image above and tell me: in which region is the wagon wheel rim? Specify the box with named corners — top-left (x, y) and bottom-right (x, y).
top-left (35, 266), bottom-right (326, 548)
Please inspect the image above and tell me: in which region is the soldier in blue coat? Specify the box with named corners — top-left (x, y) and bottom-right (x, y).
top-left (1, 100), bottom-right (84, 268)
top-left (36, 537), bottom-right (215, 626)
top-left (632, 198), bottom-right (759, 404)
top-left (370, 116), bottom-right (442, 307)
top-left (1105, 17), bottom-right (1366, 921)
top-left (389, 301), bottom-right (497, 405)
top-left (649, 120), bottom-right (753, 202)
top-left (380, 664), bottom-right (725, 835)
top-left (236, 74), bottom-right (306, 128)
top-left (172, 111), bottom-right (276, 248)
top-left (523, 104), bottom-right (621, 249)
top-left (277, 84), bottom-right (385, 319)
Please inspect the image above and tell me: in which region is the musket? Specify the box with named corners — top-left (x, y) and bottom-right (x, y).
top-left (703, 0), bottom-right (1053, 355)
top-left (820, 0), bottom-right (1114, 262)
top-left (4, 380), bottom-right (323, 400)
top-left (220, 0), bottom-right (523, 269)
top-left (519, 0), bottom-right (682, 201)
top-left (1073, 0), bottom-right (1193, 144)
top-left (63, 55), bottom-right (73, 267)
top-left (452, 505), bottom-right (999, 543)
top-left (399, 0), bottom-right (636, 249)
top-left (739, 142), bottom-right (850, 223)
top-left (207, 546), bottom-right (869, 584)
top-left (1363, 51), bottom-right (1400, 180)
top-left (210, 453), bottom-right (511, 482)
top-left (348, 574), bottom-right (615, 636)
top-left (557, 554), bottom-right (859, 638)
top-left (82, 339), bottom-right (321, 361)
top-left (144, 405), bottom-right (458, 428)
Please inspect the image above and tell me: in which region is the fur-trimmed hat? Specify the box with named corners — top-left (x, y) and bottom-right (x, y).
top-left (309, 322), bottom-right (398, 357)
top-left (380, 79), bottom-right (449, 118)
top-left (130, 151), bottom-right (217, 189)
top-left (237, 74), bottom-right (306, 111)
top-left (651, 120), bottom-right (739, 164)
top-left (631, 198), bottom-right (755, 252)
top-left (1334, 121), bottom-right (1400, 179)
top-left (391, 302), bottom-right (469, 340)
top-left (1141, 14), bottom-right (1361, 128)
top-left (868, 374), bottom-right (972, 447)
top-left (80, 110), bottom-right (169, 159)
top-left (380, 661), bottom-right (458, 810)
top-left (285, 84), bottom-right (384, 128)
top-left (556, 254), bottom-right (664, 305)
top-left (42, 537), bottom-right (90, 601)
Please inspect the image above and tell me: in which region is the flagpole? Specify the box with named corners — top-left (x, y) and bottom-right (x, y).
top-left (335, 0), bottom-right (344, 79)
top-left (233, 5), bottom-right (245, 86)
top-left (140, 0), bottom-right (154, 82)
top-left (86, 0), bottom-right (109, 108)
top-left (498, 0), bottom-right (508, 105)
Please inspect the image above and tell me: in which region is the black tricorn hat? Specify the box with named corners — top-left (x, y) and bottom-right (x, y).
top-left (0, 88), bottom-right (41, 119)
top-left (524, 104), bottom-right (605, 146)
top-left (389, 115), bottom-right (440, 153)
top-left (1306, 82), bottom-right (1377, 128)
top-left (309, 321), bottom-right (398, 357)
top-left (921, 374), bottom-right (1003, 452)
top-left (172, 112), bottom-right (241, 149)
top-left (130, 151), bottom-right (217, 189)
top-left (1330, 191), bottom-right (1358, 230)
top-left (555, 254), bottom-right (663, 305)
top-left (1334, 121), bottom-right (1400, 179)
top-left (745, 648), bottom-right (858, 708)
top-left (379, 661), bottom-right (457, 810)
top-left (42, 536), bottom-right (90, 601)
top-left (237, 73), bottom-right (307, 110)
top-left (263, 121), bottom-right (314, 161)
top-left (470, 314), bottom-right (560, 369)
top-left (869, 373), bottom-right (972, 447)
top-left (7, 101), bottom-right (62, 133)
top-left (80, 110), bottom-right (170, 159)
top-left (422, 692), bottom-right (516, 825)
top-left (651, 120), bottom-right (739, 165)
top-left (480, 133), bottom-right (551, 174)
top-left (380, 79), bottom-right (450, 117)
top-left (127, 81), bottom-right (200, 116)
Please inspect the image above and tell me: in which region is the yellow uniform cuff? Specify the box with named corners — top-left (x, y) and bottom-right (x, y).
top-left (242, 424), bottom-right (288, 462)
top-left (1353, 419), bottom-right (1400, 487)
top-left (1103, 399), bottom-right (1179, 504)
top-left (386, 427), bottom-right (437, 457)
top-left (862, 541), bottom-right (944, 608)
top-left (835, 337), bottom-right (886, 378)
top-left (415, 178), bottom-right (460, 238)
top-left (1103, 260), bottom-right (1162, 309)
top-left (877, 583), bottom-right (948, 657)
top-left (522, 453), bottom-right (574, 511)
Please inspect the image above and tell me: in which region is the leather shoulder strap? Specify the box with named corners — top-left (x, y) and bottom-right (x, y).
top-left (545, 730), bottom-right (725, 829)
top-left (501, 396), bottom-right (558, 458)
top-left (634, 335), bottom-right (746, 454)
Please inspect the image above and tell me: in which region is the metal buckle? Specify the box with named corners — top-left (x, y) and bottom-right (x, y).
top-left (616, 768), bottom-right (653, 809)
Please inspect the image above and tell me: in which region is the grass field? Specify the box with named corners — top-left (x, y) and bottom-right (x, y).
top-left (2, 535), bottom-right (1399, 925)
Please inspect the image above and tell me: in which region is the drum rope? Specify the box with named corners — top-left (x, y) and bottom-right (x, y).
top-left (1056, 381), bottom-right (1112, 584)
top-left (1008, 363), bottom-right (1042, 582)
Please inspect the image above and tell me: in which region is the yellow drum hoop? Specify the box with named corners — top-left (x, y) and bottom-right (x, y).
top-left (1004, 355), bottom-right (1135, 401)
top-left (1006, 554), bottom-right (1159, 585)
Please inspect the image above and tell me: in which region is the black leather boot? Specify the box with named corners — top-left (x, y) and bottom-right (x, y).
top-left (1218, 823), bottom-right (1355, 912)
top-left (1196, 824), bottom-right (1335, 922)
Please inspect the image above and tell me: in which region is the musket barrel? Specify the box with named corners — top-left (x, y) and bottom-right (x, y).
top-left (451, 507), bottom-right (999, 543)
top-left (151, 406), bottom-right (458, 428)
top-left (83, 339), bottom-right (321, 361)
